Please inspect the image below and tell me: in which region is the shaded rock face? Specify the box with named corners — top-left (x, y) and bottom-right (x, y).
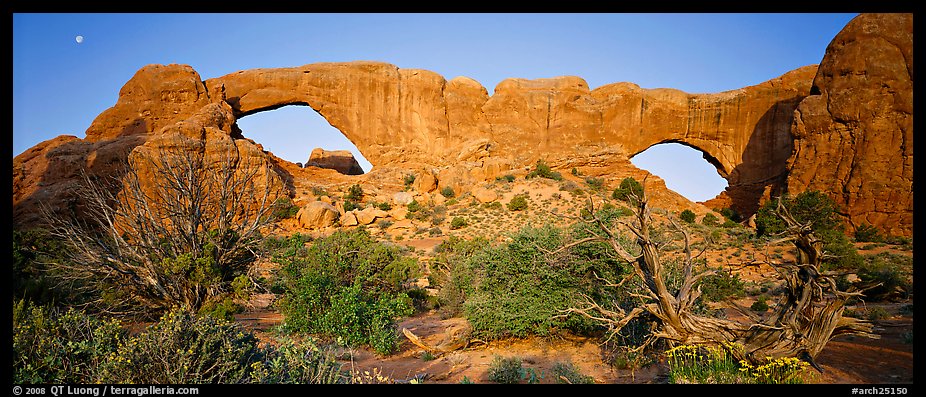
top-left (12, 14), bottom-right (912, 237)
top-left (786, 13), bottom-right (913, 237)
top-left (304, 148), bottom-right (364, 175)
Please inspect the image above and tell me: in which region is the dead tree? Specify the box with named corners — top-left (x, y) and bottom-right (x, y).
top-left (41, 136), bottom-right (284, 318)
top-left (561, 187), bottom-right (877, 369)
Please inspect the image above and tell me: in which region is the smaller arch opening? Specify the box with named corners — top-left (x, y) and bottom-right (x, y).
top-left (630, 142), bottom-right (728, 203)
top-left (235, 105), bottom-right (372, 173)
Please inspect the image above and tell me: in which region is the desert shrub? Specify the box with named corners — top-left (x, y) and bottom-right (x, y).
top-left (407, 199), bottom-right (422, 213)
top-left (679, 209), bottom-right (696, 223)
top-left (99, 308), bottom-right (259, 383)
top-left (854, 223), bottom-right (883, 243)
top-left (855, 253), bottom-right (912, 301)
top-left (526, 159), bottom-right (563, 181)
top-left (459, 226), bottom-right (603, 340)
top-left (699, 270), bottom-right (746, 302)
top-left (585, 177), bottom-right (605, 191)
top-left (496, 174), bottom-right (516, 183)
top-left (611, 177), bottom-right (644, 203)
top-left (755, 191), bottom-right (862, 270)
top-left (450, 217), bottom-right (468, 230)
top-left (751, 296), bottom-right (770, 312)
top-left (430, 236), bottom-right (491, 317)
top-left (13, 229), bottom-right (70, 305)
top-left (551, 361), bottom-right (595, 384)
top-left (441, 186), bottom-right (456, 198)
top-left (702, 213), bottom-right (720, 227)
top-left (343, 200), bottom-right (359, 212)
top-left (344, 184), bottom-right (364, 201)
top-left (13, 300), bottom-right (125, 384)
top-left (376, 201), bottom-right (392, 211)
top-left (428, 227), bottom-right (443, 237)
top-left (403, 173), bottom-right (417, 188)
top-left (197, 295), bottom-right (243, 321)
top-left (571, 167), bottom-right (580, 176)
top-left (275, 229), bottom-right (418, 354)
top-left (719, 207), bottom-right (742, 222)
top-left (248, 337), bottom-right (346, 384)
top-left (271, 197), bottom-right (300, 220)
top-left (487, 356), bottom-right (529, 384)
top-left (507, 194), bottom-right (529, 211)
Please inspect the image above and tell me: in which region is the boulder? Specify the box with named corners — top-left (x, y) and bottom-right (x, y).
top-left (473, 187), bottom-right (498, 203)
top-left (304, 148), bottom-right (365, 175)
top-left (297, 201), bottom-right (340, 229)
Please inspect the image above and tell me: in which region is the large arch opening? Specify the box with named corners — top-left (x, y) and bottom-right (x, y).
top-left (630, 142), bottom-right (728, 203)
top-left (235, 105), bottom-right (372, 173)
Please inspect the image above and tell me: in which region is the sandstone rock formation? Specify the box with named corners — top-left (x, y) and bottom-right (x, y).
top-left (12, 13), bottom-right (912, 237)
top-left (297, 201), bottom-right (340, 229)
top-left (304, 148), bottom-right (365, 175)
top-left (786, 13), bottom-right (913, 236)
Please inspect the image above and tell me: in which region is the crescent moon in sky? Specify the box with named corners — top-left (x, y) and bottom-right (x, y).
top-left (76, 35), bottom-right (84, 44)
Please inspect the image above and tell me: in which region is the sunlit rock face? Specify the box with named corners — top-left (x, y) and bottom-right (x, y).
top-left (13, 13), bottom-right (912, 237)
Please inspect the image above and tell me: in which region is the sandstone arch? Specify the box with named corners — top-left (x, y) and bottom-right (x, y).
top-left (13, 13), bottom-right (912, 237)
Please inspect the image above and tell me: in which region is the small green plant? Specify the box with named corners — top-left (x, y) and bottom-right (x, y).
top-left (376, 201), bottom-right (392, 211)
top-left (487, 356), bottom-right (526, 384)
top-left (271, 197), bottom-right (300, 220)
top-left (866, 307), bottom-right (890, 321)
top-left (407, 199), bottom-right (421, 213)
top-left (584, 177), bottom-right (605, 191)
top-left (507, 194), bottom-right (528, 211)
top-left (551, 361), bottom-right (594, 384)
top-left (311, 186), bottom-right (329, 197)
top-left (751, 296), bottom-right (770, 312)
top-left (700, 270), bottom-right (746, 302)
top-left (450, 217), bottom-right (468, 230)
top-left (854, 223), bottom-right (883, 243)
top-left (421, 351), bottom-right (436, 361)
top-left (571, 167), bottom-right (580, 176)
top-left (680, 209), bottom-right (696, 223)
top-left (403, 173), bottom-right (417, 188)
top-left (459, 376), bottom-right (474, 384)
top-left (377, 219), bottom-right (394, 230)
top-left (702, 213), bottom-right (720, 227)
top-left (343, 200), bottom-right (360, 212)
top-left (526, 159), bottom-right (563, 181)
top-left (428, 227), bottom-right (443, 237)
top-left (344, 184), bottom-right (364, 201)
top-left (611, 177), bottom-right (643, 202)
top-left (496, 174), bottom-right (516, 183)
top-left (441, 186), bottom-right (456, 199)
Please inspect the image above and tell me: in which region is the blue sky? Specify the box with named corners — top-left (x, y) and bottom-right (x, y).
top-left (12, 13), bottom-right (857, 202)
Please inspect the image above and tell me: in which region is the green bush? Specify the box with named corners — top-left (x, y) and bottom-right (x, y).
top-left (551, 361), bottom-right (595, 384)
top-left (487, 356), bottom-right (527, 384)
top-left (585, 177), bottom-right (605, 191)
top-left (720, 207), bottom-right (742, 222)
top-left (856, 252), bottom-right (912, 301)
top-left (13, 229), bottom-right (67, 304)
top-left (430, 236), bottom-right (491, 317)
top-left (680, 209), bottom-right (696, 223)
top-left (751, 296), bottom-right (770, 312)
top-left (526, 159), bottom-right (563, 181)
top-left (458, 226), bottom-right (604, 340)
top-left (271, 197), bottom-right (300, 220)
top-left (13, 302), bottom-right (347, 384)
top-left (611, 177), bottom-right (644, 203)
top-left (700, 270), bottom-right (746, 302)
top-left (496, 174), bottom-right (516, 183)
top-left (441, 186), bottom-right (456, 198)
top-left (343, 200), bottom-right (360, 212)
top-left (854, 223), bottom-right (883, 243)
top-left (99, 308), bottom-right (259, 383)
top-left (376, 201), bottom-right (392, 211)
top-left (755, 191), bottom-right (862, 270)
top-left (507, 194), bottom-right (528, 211)
top-left (275, 229), bottom-right (418, 354)
top-left (450, 217), bottom-right (468, 230)
top-left (13, 300), bottom-right (125, 384)
top-left (403, 173), bottom-right (417, 188)
top-left (344, 184), bottom-right (364, 201)
top-left (407, 199), bottom-right (421, 213)
top-left (702, 213), bottom-right (720, 227)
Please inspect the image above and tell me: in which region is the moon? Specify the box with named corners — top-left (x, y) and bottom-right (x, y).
top-left (75, 35), bottom-right (84, 44)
